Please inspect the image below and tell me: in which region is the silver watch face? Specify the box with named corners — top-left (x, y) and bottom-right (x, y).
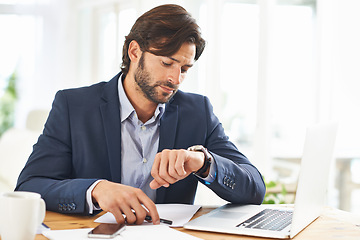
top-left (188, 145), bottom-right (204, 151)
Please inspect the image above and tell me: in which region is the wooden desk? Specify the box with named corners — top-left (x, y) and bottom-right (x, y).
top-left (25, 207), bottom-right (360, 240)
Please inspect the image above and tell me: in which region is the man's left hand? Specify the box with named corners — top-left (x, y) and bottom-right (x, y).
top-left (149, 149), bottom-right (204, 189)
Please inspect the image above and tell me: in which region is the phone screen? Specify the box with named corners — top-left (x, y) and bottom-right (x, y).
top-left (88, 223), bottom-right (126, 238)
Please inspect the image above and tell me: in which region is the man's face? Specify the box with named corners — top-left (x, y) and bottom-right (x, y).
top-left (134, 42), bottom-right (196, 104)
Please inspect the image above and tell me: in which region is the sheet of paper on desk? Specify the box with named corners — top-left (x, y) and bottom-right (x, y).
top-left (95, 204), bottom-right (201, 227)
top-left (43, 225), bottom-right (202, 240)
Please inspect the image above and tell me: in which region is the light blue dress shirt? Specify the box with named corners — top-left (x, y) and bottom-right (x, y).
top-left (118, 77), bottom-right (165, 202)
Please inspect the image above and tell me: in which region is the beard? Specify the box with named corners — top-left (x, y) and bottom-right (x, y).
top-left (134, 54), bottom-right (179, 104)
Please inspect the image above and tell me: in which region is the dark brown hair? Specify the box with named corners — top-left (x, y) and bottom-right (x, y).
top-left (121, 4), bottom-right (206, 75)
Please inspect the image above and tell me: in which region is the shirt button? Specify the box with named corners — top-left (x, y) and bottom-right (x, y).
top-left (143, 158), bottom-right (147, 163)
top-left (141, 126), bottom-right (146, 131)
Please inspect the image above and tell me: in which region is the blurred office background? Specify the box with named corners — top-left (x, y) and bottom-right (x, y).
top-left (0, 0), bottom-right (359, 214)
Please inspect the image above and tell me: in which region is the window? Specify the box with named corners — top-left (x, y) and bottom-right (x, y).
top-left (219, 2), bottom-right (259, 148)
top-left (0, 14), bottom-right (38, 92)
top-left (77, 2), bottom-right (137, 84)
top-left (270, 2), bottom-right (317, 156)
top-left (0, 5), bottom-right (41, 126)
top-left (195, 1), bottom-right (317, 167)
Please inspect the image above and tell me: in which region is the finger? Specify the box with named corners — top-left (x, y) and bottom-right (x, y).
top-left (131, 201), bottom-right (148, 225)
top-left (174, 150), bottom-right (187, 176)
top-left (138, 194), bottom-right (160, 225)
top-left (168, 151), bottom-right (183, 180)
top-left (175, 159), bottom-right (187, 176)
top-left (149, 179), bottom-right (163, 189)
top-left (110, 207), bottom-right (126, 224)
top-left (158, 151), bottom-right (177, 184)
top-left (120, 204), bottom-right (137, 224)
top-left (151, 153), bottom-right (161, 180)
top-left (151, 153), bottom-right (170, 187)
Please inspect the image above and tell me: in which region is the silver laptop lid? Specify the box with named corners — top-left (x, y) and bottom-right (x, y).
top-left (290, 123), bottom-right (337, 238)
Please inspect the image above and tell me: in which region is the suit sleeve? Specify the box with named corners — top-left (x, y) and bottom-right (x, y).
top-left (15, 91), bottom-right (98, 214)
top-left (200, 96), bottom-right (266, 204)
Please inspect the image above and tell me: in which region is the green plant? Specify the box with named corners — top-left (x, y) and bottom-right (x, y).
top-left (0, 72), bottom-right (17, 136)
top-left (262, 178), bottom-right (287, 204)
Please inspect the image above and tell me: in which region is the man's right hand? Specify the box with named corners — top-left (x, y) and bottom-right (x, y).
top-left (91, 180), bottom-right (160, 225)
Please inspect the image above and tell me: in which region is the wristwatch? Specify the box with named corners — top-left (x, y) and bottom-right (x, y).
top-left (187, 145), bottom-right (213, 176)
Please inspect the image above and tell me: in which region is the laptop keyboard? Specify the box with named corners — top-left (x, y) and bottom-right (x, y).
top-left (236, 209), bottom-right (293, 231)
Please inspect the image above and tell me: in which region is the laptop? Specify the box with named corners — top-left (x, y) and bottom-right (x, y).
top-left (184, 123), bottom-right (338, 239)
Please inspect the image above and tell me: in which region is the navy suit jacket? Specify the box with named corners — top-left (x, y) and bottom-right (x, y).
top-left (16, 72), bottom-right (265, 214)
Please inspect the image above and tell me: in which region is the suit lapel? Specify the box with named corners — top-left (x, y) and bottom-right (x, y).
top-left (100, 73), bottom-right (122, 183)
top-left (156, 100), bottom-right (178, 203)
top-left (158, 103), bottom-right (178, 151)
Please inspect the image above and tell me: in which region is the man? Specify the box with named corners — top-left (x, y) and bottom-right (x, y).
top-left (16, 4), bottom-right (265, 225)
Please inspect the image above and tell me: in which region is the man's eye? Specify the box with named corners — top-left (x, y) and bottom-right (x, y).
top-left (181, 68), bottom-right (188, 73)
top-left (162, 61), bottom-right (172, 66)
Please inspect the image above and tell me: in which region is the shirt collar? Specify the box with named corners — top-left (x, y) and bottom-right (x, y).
top-left (118, 74), bottom-right (165, 123)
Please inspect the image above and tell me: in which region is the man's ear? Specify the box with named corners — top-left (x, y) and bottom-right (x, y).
top-left (128, 40), bottom-right (142, 63)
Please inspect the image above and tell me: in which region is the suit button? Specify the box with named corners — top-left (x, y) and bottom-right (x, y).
top-left (226, 178), bottom-right (231, 187)
top-left (71, 203), bottom-right (76, 210)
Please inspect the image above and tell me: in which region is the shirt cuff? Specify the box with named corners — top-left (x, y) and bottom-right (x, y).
top-left (86, 179), bottom-right (103, 214)
top-left (195, 158), bottom-right (217, 184)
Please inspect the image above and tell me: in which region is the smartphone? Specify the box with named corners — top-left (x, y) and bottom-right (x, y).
top-left (88, 223), bottom-right (126, 239)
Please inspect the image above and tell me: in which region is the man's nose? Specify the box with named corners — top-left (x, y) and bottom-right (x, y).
top-left (168, 67), bottom-right (181, 85)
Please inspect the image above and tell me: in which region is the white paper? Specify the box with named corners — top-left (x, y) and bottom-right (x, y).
top-left (95, 204), bottom-right (201, 227)
top-left (43, 225), bottom-right (203, 240)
